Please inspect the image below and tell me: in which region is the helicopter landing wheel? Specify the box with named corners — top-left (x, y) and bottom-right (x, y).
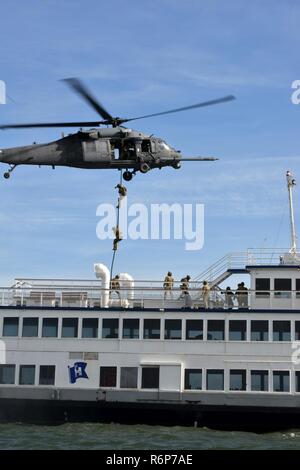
top-left (123, 171), bottom-right (133, 182)
top-left (3, 164), bottom-right (18, 179)
top-left (140, 162), bottom-right (150, 174)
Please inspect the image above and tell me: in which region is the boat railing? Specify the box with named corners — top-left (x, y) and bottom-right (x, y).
top-left (194, 248), bottom-right (291, 287)
top-left (1, 284), bottom-right (300, 310)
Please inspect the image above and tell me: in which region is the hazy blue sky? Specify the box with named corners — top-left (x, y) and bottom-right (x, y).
top-left (0, 0), bottom-right (300, 284)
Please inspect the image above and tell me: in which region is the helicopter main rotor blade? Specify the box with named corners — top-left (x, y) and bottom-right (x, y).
top-left (0, 121), bottom-right (106, 130)
top-left (121, 95), bottom-right (235, 124)
top-left (62, 78), bottom-right (114, 122)
top-left (180, 157), bottom-right (219, 161)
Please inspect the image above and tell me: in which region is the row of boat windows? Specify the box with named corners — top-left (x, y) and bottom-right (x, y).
top-left (185, 369), bottom-right (296, 393)
top-left (0, 365), bottom-right (55, 386)
top-left (256, 278), bottom-right (300, 296)
top-left (0, 364), bottom-right (299, 393)
top-left (2, 317), bottom-right (300, 341)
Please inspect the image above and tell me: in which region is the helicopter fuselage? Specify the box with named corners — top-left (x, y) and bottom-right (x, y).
top-left (0, 127), bottom-right (181, 179)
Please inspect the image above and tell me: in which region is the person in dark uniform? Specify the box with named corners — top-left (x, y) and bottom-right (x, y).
top-left (224, 286), bottom-right (234, 308)
top-left (179, 275), bottom-right (191, 299)
top-left (110, 275), bottom-right (121, 299)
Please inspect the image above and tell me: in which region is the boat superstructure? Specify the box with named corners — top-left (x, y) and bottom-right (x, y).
top-left (0, 172), bottom-right (300, 429)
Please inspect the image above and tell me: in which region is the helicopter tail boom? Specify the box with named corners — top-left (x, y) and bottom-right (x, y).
top-left (180, 157), bottom-right (219, 161)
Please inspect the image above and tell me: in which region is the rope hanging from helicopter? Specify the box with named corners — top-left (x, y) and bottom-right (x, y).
top-left (110, 170), bottom-right (127, 280)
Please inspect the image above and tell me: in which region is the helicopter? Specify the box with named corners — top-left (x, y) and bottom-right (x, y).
top-left (0, 78), bottom-right (235, 182)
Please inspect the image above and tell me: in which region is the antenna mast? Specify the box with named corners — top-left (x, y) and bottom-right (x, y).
top-left (286, 170), bottom-right (297, 254)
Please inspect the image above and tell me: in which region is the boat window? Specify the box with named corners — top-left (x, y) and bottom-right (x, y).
top-left (143, 319), bottom-right (160, 339)
top-left (62, 318), bottom-right (78, 338)
top-left (251, 320), bottom-right (268, 341)
top-left (164, 319), bottom-right (182, 340)
top-left (230, 369), bottom-right (246, 391)
top-left (141, 367), bottom-right (159, 389)
top-left (206, 369), bottom-right (224, 390)
top-left (123, 319), bottom-right (140, 339)
top-left (251, 370), bottom-right (269, 391)
top-left (229, 320), bottom-right (246, 341)
top-left (0, 365), bottom-right (15, 384)
top-left (100, 366), bottom-right (117, 387)
top-left (42, 318), bottom-right (58, 338)
top-left (120, 367), bottom-right (138, 389)
top-left (296, 279), bottom-right (300, 298)
top-left (273, 371), bottom-right (290, 392)
top-left (295, 371), bottom-right (300, 392)
top-left (273, 321), bottom-right (291, 341)
top-left (82, 318), bottom-right (98, 338)
top-left (295, 321), bottom-right (300, 341)
top-left (22, 317), bottom-right (39, 337)
top-left (19, 365), bottom-right (35, 385)
top-left (186, 320), bottom-right (203, 340)
top-left (274, 278), bottom-right (292, 298)
top-left (207, 320), bottom-right (225, 341)
top-left (39, 365), bottom-right (55, 386)
top-left (102, 318), bottom-right (119, 339)
top-left (184, 369), bottom-right (202, 390)
top-left (3, 317), bottom-right (19, 337)
top-left (255, 278), bottom-right (270, 297)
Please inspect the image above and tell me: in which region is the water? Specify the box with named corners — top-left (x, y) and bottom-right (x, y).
top-left (0, 423), bottom-right (299, 450)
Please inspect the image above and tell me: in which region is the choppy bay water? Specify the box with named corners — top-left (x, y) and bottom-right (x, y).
top-left (0, 423), bottom-right (300, 450)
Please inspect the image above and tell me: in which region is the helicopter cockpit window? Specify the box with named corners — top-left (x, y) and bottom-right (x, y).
top-left (160, 141), bottom-right (170, 150)
top-left (156, 139), bottom-right (170, 151)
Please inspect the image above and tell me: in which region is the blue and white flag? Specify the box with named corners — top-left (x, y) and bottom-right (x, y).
top-left (68, 362), bottom-right (88, 384)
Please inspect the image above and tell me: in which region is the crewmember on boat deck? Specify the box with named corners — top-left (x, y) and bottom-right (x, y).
top-left (115, 183), bottom-right (127, 209)
top-left (181, 275), bottom-right (191, 292)
top-left (110, 275), bottom-right (121, 299)
top-left (240, 282), bottom-right (248, 307)
top-left (235, 283), bottom-right (243, 308)
top-left (163, 271), bottom-right (174, 299)
top-left (179, 275), bottom-right (191, 299)
top-left (225, 286), bottom-right (234, 308)
top-left (202, 281), bottom-right (210, 309)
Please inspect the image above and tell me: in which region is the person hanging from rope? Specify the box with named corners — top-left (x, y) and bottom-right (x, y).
top-left (112, 225), bottom-right (123, 251)
top-left (115, 183), bottom-right (127, 209)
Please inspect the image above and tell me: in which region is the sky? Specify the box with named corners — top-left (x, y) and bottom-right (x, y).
top-left (0, 0), bottom-right (300, 285)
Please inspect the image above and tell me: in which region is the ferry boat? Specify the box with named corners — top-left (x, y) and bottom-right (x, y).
top-left (1, 171), bottom-right (300, 430)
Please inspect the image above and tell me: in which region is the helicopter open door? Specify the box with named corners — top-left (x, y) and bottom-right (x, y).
top-left (121, 138), bottom-right (153, 160)
top-left (82, 138), bottom-right (112, 162)
top-left (121, 138), bottom-right (137, 160)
